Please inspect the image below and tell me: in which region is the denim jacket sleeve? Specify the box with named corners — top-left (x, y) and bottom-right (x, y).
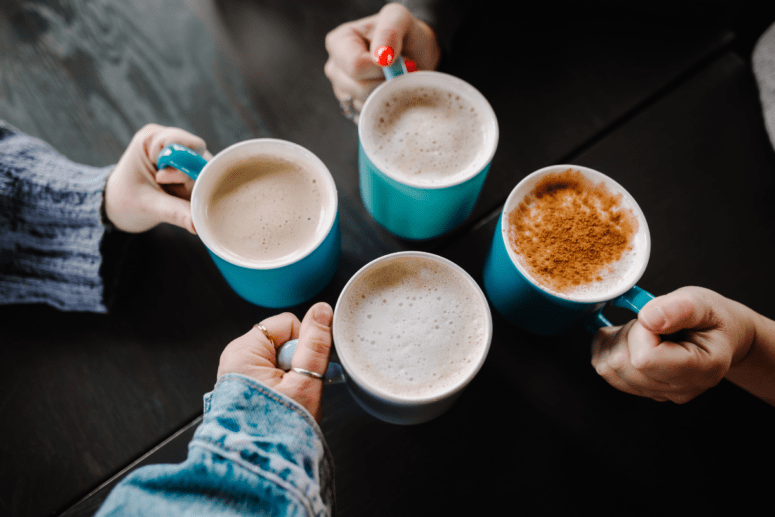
top-left (96, 373), bottom-right (335, 516)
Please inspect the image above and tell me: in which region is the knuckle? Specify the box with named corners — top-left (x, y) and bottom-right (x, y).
top-left (606, 350), bottom-right (628, 371)
top-left (594, 361), bottom-right (611, 378)
top-left (303, 334), bottom-right (332, 358)
top-left (629, 350), bottom-right (653, 371)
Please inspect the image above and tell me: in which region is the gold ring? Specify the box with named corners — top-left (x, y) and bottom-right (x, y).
top-left (253, 324), bottom-right (274, 347)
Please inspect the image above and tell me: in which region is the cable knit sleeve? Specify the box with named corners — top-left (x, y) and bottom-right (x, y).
top-left (0, 120), bottom-right (115, 313)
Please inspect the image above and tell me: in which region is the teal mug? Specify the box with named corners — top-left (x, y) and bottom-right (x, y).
top-left (483, 165), bottom-right (654, 335)
top-left (157, 139), bottom-right (340, 308)
top-left (358, 68), bottom-right (499, 240)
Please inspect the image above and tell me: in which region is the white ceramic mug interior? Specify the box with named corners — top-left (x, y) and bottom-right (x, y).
top-left (358, 71), bottom-right (499, 189)
top-left (190, 139), bottom-right (338, 270)
top-left (333, 251), bottom-right (493, 408)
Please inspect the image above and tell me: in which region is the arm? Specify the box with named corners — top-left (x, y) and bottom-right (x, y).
top-left (96, 303), bottom-right (336, 516)
top-left (0, 122), bottom-right (208, 312)
top-left (725, 310), bottom-right (775, 406)
top-left (591, 286), bottom-right (775, 405)
top-left (0, 121), bottom-right (113, 312)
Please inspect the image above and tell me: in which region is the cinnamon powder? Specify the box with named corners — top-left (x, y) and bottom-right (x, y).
top-left (507, 169), bottom-right (638, 294)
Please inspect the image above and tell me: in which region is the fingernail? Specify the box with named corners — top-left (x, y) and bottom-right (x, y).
top-left (405, 59), bottom-right (417, 72)
top-left (375, 45), bottom-right (394, 66)
top-left (639, 303), bottom-right (666, 331)
top-left (313, 304), bottom-right (333, 326)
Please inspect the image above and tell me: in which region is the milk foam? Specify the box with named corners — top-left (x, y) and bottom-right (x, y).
top-left (206, 156), bottom-right (324, 263)
top-left (364, 86), bottom-right (487, 186)
top-left (337, 256), bottom-right (489, 400)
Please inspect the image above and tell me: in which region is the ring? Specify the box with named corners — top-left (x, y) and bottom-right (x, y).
top-left (291, 367), bottom-right (325, 380)
top-left (339, 95), bottom-right (357, 121)
top-left (253, 324), bottom-right (274, 347)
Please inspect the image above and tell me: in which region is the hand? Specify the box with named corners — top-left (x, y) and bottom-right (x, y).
top-left (591, 287), bottom-right (756, 403)
top-left (104, 123), bottom-right (213, 233)
top-left (324, 2), bottom-right (441, 123)
top-left (217, 302), bottom-right (334, 421)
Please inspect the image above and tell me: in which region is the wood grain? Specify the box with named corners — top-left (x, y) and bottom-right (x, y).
top-left (1, 1), bottom-right (770, 516)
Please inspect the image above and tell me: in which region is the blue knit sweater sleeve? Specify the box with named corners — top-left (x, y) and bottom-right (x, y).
top-left (0, 121), bottom-right (114, 312)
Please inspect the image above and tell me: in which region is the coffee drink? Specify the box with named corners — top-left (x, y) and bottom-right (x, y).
top-left (362, 85), bottom-right (488, 186)
top-left (206, 155), bottom-right (326, 264)
top-left (336, 254), bottom-right (490, 400)
top-left (506, 168), bottom-right (643, 301)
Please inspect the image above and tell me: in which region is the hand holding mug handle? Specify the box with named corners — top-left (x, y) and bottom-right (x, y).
top-left (277, 339), bottom-right (345, 384)
top-left (587, 285), bottom-right (655, 332)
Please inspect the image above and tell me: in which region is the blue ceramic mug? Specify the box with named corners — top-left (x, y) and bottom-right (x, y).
top-left (157, 139), bottom-right (340, 308)
top-left (358, 69), bottom-right (499, 240)
top-left (483, 165), bottom-right (654, 335)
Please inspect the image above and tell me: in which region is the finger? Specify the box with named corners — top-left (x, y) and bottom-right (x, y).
top-left (638, 288), bottom-right (716, 335)
top-left (592, 322), bottom-right (666, 397)
top-left (255, 311), bottom-right (303, 354)
top-left (325, 22), bottom-right (381, 81)
top-left (142, 188), bottom-right (195, 234)
top-left (627, 320), bottom-right (701, 381)
top-left (370, 3), bottom-right (414, 61)
top-left (155, 167), bottom-right (195, 200)
top-left (216, 313), bottom-right (300, 380)
top-left (143, 126), bottom-right (208, 167)
top-left (330, 72), bottom-right (383, 106)
top-left (290, 302), bottom-right (334, 379)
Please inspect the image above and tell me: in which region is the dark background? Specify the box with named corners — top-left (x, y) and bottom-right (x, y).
top-left (2, 1), bottom-right (775, 516)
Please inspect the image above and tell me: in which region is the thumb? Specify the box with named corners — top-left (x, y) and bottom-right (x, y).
top-left (370, 3), bottom-right (413, 63)
top-left (292, 302), bottom-right (334, 379)
top-left (145, 189), bottom-right (195, 234)
top-left (638, 287), bottom-right (714, 335)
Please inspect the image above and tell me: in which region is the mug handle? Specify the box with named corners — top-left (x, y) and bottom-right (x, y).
top-left (156, 143), bottom-right (208, 181)
top-left (381, 55), bottom-right (408, 80)
top-left (587, 285), bottom-right (655, 332)
top-left (276, 339), bottom-right (346, 384)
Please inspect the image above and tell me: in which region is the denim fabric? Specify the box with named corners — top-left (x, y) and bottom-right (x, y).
top-left (96, 374), bottom-right (334, 516)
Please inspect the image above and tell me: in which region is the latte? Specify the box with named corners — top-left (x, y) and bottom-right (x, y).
top-left (362, 85), bottom-right (489, 186)
top-left (205, 155), bottom-right (326, 264)
top-left (335, 254), bottom-right (490, 400)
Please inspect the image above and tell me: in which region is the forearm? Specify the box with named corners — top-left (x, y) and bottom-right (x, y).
top-left (0, 121), bottom-right (115, 312)
top-left (725, 310), bottom-right (775, 406)
top-left (96, 374), bottom-right (334, 516)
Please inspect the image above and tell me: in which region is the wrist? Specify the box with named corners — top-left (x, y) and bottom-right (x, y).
top-left (729, 302), bottom-right (765, 367)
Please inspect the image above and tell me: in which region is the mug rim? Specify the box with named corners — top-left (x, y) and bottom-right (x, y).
top-left (333, 251), bottom-right (493, 406)
top-left (500, 164), bottom-right (651, 304)
top-left (358, 71), bottom-right (499, 190)
top-left (191, 138), bottom-right (339, 270)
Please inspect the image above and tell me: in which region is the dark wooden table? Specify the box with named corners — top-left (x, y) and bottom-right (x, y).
top-left (2, 1), bottom-right (775, 516)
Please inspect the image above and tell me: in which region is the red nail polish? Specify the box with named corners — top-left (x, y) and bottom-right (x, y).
top-left (375, 45), bottom-right (394, 67)
top-left (405, 59), bottom-right (417, 73)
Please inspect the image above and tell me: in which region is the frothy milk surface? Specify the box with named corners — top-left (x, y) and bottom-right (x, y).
top-left (364, 85), bottom-right (486, 186)
top-left (337, 256), bottom-right (489, 400)
top-left (206, 156), bottom-right (324, 263)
